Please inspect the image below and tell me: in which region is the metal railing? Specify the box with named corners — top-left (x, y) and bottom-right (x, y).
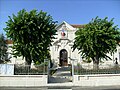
top-left (14, 64), bottom-right (48, 75)
top-left (74, 64), bottom-right (120, 75)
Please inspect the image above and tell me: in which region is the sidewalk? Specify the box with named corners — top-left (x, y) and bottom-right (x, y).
top-left (1, 86), bottom-right (120, 90)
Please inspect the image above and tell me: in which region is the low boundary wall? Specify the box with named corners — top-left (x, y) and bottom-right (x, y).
top-left (73, 74), bottom-right (120, 86)
top-left (0, 75), bottom-right (47, 87)
top-left (1, 74), bottom-right (120, 87)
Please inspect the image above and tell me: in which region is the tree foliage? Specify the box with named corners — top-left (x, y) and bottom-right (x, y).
top-left (73, 16), bottom-right (120, 66)
top-left (0, 34), bottom-right (10, 63)
top-left (4, 9), bottom-right (57, 65)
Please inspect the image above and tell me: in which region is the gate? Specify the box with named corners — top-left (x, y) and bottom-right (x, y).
top-left (0, 64), bottom-right (14, 75)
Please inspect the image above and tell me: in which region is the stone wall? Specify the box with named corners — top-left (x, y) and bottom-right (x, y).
top-left (0, 75), bottom-right (47, 87)
top-left (73, 74), bottom-right (120, 86)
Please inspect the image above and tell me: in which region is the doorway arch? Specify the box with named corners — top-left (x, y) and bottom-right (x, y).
top-left (59, 49), bottom-right (68, 66)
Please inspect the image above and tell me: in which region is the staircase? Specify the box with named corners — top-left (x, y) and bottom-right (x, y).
top-left (48, 66), bottom-right (72, 83)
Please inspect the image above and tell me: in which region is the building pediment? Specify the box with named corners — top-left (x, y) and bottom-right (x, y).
top-left (56, 21), bottom-right (76, 31)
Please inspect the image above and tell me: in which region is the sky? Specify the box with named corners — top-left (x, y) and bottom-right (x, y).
top-left (0, 0), bottom-right (120, 36)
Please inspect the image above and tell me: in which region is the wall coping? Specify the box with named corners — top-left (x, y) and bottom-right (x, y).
top-left (74, 74), bottom-right (120, 77)
top-left (0, 75), bottom-right (47, 77)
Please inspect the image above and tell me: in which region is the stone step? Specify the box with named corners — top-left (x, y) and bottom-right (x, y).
top-left (48, 66), bottom-right (72, 83)
top-left (48, 76), bottom-right (72, 83)
top-left (47, 82), bottom-right (73, 86)
top-left (52, 76), bottom-right (72, 80)
top-left (48, 89), bottom-right (72, 90)
top-left (53, 71), bottom-right (71, 76)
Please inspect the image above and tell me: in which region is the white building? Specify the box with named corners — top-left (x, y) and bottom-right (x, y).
top-left (7, 21), bottom-right (120, 66)
top-left (50, 21), bottom-right (82, 66)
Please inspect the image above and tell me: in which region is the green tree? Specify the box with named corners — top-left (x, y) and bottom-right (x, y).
top-left (4, 9), bottom-right (57, 65)
top-left (0, 34), bottom-right (10, 63)
top-left (73, 16), bottom-right (120, 69)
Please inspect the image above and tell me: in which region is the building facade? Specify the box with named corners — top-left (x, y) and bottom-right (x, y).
top-left (50, 21), bottom-right (120, 66)
top-left (50, 21), bottom-right (82, 66)
top-left (6, 21), bottom-right (120, 66)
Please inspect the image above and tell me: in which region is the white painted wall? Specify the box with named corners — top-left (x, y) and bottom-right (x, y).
top-left (0, 75), bottom-right (48, 87)
top-left (73, 74), bottom-right (120, 86)
top-left (7, 44), bottom-right (16, 64)
top-left (7, 44), bottom-right (25, 64)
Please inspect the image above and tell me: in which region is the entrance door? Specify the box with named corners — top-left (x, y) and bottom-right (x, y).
top-left (60, 49), bottom-right (68, 66)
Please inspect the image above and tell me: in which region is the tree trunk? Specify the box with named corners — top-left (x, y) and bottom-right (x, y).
top-left (92, 56), bottom-right (99, 70)
top-left (25, 57), bottom-right (32, 70)
top-left (25, 57), bottom-right (32, 65)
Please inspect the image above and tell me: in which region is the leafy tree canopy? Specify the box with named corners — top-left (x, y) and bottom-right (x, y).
top-left (4, 9), bottom-right (57, 65)
top-left (0, 34), bottom-right (10, 63)
top-left (73, 16), bottom-right (120, 66)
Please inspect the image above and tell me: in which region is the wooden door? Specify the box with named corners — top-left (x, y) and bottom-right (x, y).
top-left (60, 49), bottom-right (68, 66)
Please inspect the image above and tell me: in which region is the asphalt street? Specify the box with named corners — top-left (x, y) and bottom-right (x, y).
top-left (0, 86), bottom-right (120, 90)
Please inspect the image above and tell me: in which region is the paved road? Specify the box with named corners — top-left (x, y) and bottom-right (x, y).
top-left (1, 86), bottom-right (120, 90)
top-left (72, 86), bottom-right (120, 90)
